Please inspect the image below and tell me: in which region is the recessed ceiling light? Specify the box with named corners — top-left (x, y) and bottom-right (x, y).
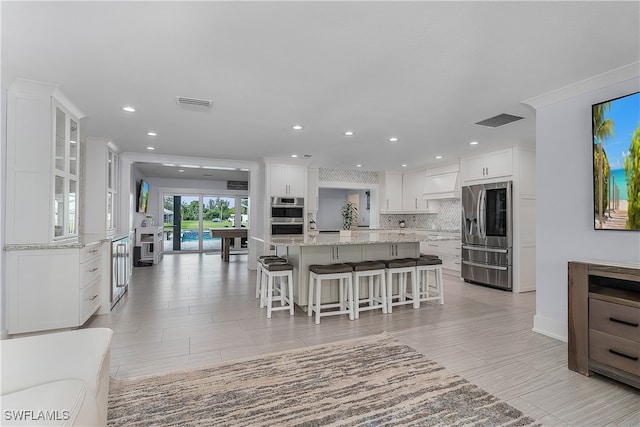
top-left (435, 155), bottom-right (443, 159)
top-left (146, 146), bottom-right (155, 150)
top-left (292, 125), bottom-right (303, 130)
top-left (356, 164), bottom-right (362, 168)
top-left (470, 141), bottom-right (479, 145)
top-left (122, 106), bottom-right (136, 113)
top-left (401, 164), bottom-right (407, 167)
top-left (344, 130), bottom-right (355, 136)
top-left (291, 154), bottom-right (298, 158)
top-left (147, 131), bottom-right (157, 136)
top-left (178, 169), bottom-right (185, 172)
top-left (389, 137), bottom-right (399, 143)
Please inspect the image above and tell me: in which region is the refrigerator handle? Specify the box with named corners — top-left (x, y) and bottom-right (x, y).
top-left (480, 188), bottom-right (486, 238)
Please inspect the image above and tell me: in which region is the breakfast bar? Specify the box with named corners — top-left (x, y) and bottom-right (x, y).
top-left (268, 231), bottom-right (454, 308)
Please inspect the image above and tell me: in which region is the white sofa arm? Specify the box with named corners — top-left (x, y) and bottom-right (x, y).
top-left (1, 328), bottom-right (113, 425)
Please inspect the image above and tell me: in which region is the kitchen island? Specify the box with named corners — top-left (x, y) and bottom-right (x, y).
top-left (268, 230), bottom-right (457, 308)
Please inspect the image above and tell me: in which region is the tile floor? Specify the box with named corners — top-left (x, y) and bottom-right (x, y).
top-left (86, 253), bottom-right (640, 426)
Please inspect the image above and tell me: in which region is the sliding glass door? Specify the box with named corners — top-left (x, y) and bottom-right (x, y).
top-left (163, 193), bottom-right (247, 253)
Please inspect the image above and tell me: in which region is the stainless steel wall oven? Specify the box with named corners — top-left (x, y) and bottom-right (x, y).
top-left (461, 181), bottom-right (512, 290)
top-left (271, 196), bottom-right (304, 235)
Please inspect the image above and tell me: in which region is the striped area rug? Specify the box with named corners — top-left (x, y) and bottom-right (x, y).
top-left (108, 333), bottom-right (538, 426)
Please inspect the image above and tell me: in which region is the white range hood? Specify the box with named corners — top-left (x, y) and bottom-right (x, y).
top-left (423, 164), bottom-right (460, 200)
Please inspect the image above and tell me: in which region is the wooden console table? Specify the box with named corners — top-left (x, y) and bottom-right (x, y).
top-left (568, 261), bottom-right (640, 389)
top-left (209, 228), bottom-right (248, 262)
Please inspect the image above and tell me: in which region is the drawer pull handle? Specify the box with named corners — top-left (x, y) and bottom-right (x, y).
top-left (609, 317), bottom-right (639, 328)
top-left (608, 349), bottom-right (638, 361)
top-left (89, 267), bottom-right (99, 273)
top-left (89, 295), bottom-right (98, 301)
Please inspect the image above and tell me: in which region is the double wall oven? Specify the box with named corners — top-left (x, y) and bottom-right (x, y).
top-left (271, 197), bottom-right (304, 236)
top-left (461, 181), bottom-right (512, 290)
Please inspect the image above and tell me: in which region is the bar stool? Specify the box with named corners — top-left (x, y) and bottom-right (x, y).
top-left (383, 258), bottom-right (418, 313)
top-left (255, 255), bottom-right (286, 298)
top-left (415, 256), bottom-right (444, 305)
top-left (260, 262), bottom-right (295, 318)
top-left (346, 261), bottom-right (387, 319)
top-left (308, 264), bottom-right (354, 325)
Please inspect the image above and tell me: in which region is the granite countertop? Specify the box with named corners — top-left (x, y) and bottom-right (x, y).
top-left (269, 230), bottom-right (459, 247)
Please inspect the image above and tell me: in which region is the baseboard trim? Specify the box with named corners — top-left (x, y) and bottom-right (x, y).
top-left (532, 314), bottom-right (567, 342)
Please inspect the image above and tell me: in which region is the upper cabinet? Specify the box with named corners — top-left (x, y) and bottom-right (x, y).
top-left (307, 167), bottom-right (319, 211)
top-left (378, 171), bottom-right (403, 212)
top-left (402, 170), bottom-right (439, 212)
top-left (460, 148), bottom-right (513, 183)
top-left (6, 79), bottom-right (85, 244)
top-left (83, 137), bottom-right (118, 239)
top-left (269, 163), bottom-right (307, 198)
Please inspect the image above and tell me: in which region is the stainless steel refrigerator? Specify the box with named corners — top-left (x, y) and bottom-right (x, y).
top-left (461, 181), bottom-right (513, 290)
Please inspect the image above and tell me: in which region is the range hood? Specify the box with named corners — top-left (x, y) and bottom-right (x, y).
top-left (423, 166), bottom-right (460, 200)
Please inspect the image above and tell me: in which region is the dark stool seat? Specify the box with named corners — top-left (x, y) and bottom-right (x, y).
top-left (382, 258), bottom-right (417, 269)
top-left (264, 262), bottom-right (293, 272)
top-left (346, 261), bottom-right (386, 272)
top-left (415, 257), bottom-right (443, 266)
top-left (309, 263), bottom-right (353, 274)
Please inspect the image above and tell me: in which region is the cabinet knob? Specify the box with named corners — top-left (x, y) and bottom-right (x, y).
top-left (89, 267), bottom-right (99, 273)
top-left (89, 295), bottom-right (98, 301)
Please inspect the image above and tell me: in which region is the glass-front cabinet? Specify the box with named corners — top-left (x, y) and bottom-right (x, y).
top-left (54, 103), bottom-right (80, 239)
top-left (5, 79), bottom-right (85, 245)
top-left (107, 149), bottom-right (118, 231)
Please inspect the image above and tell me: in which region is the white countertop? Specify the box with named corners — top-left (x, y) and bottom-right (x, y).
top-left (268, 230), bottom-right (459, 247)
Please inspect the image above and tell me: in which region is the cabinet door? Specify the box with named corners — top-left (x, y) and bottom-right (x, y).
top-left (485, 148), bottom-right (513, 179)
top-left (381, 173), bottom-right (403, 212)
top-left (331, 244), bottom-right (362, 263)
top-left (461, 154), bottom-right (488, 183)
top-left (269, 164), bottom-right (288, 196)
top-left (7, 249), bottom-right (79, 334)
top-left (269, 164), bottom-right (306, 197)
top-left (402, 170), bottom-right (428, 212)
top-left (286, 165), bottom-right (307, 198)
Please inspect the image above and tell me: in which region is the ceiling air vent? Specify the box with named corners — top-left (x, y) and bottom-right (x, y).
top-left (176, 96), bottom-right (212, 108)
top-left (475, 113), bottom-right (523, 128)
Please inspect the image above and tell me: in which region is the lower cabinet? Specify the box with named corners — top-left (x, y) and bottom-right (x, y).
top-left (288, 242), bottom-right (419, 307)
top-left (6, 241), bottom-right (104, 335)
top-left (420, 235), bottom-right (461, 274)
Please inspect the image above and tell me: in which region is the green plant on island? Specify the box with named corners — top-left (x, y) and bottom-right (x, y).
top-left (340, 201), bottom-right (358, 231)
top-left (624, 127), bottom-right (640, 229)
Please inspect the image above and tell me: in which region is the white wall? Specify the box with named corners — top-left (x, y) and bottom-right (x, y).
top-left (534, 77), bottom-right (640, 341)
top-left (1, 88), bottom-right (7, 338)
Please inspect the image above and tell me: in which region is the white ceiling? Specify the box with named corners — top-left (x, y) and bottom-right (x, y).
top-left (3, 1), bottom-right (639, 179)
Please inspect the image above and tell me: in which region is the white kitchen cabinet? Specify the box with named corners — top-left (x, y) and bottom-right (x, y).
top-left (6, 242), bottom-right (103, 335)
top-left (379, 172), bottom-right (403, 212)
top-left (460, 148), bottom-right (513, 183)
top-left (307, 167), bottom-right (319, 212)
top-left (402, 170), bottom-right (439, 213)
top-left (136, 226), bottom-right (164, 264)
top-left (83, 137), bottom-right (118, 239)
top-left (362, 242), bottom-right (419, 260)
top-left (420, 236), bottom-right (461, 275)
top-left (6, 79), bottom-right (85, 244)
top-left (269, 163), bottom-right (307, 197)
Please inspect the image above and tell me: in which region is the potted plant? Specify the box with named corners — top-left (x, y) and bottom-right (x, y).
top-left (340, 201), bottom-right (358, 236)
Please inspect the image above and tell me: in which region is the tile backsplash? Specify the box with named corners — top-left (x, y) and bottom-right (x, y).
top-left (379, 199), bottom-right (461, 231)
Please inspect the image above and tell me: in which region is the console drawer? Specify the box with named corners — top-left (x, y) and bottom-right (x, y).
top-left (80, 256), bottom-right (101, 287)
top-left (589, 329), bottom-right (640, 376)
top-left (80, 243), bottom-right (101, 263)
top-left (80, 278), bottom-right (101, 322)
top-left (589, 299), bottom-right (640, 342)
